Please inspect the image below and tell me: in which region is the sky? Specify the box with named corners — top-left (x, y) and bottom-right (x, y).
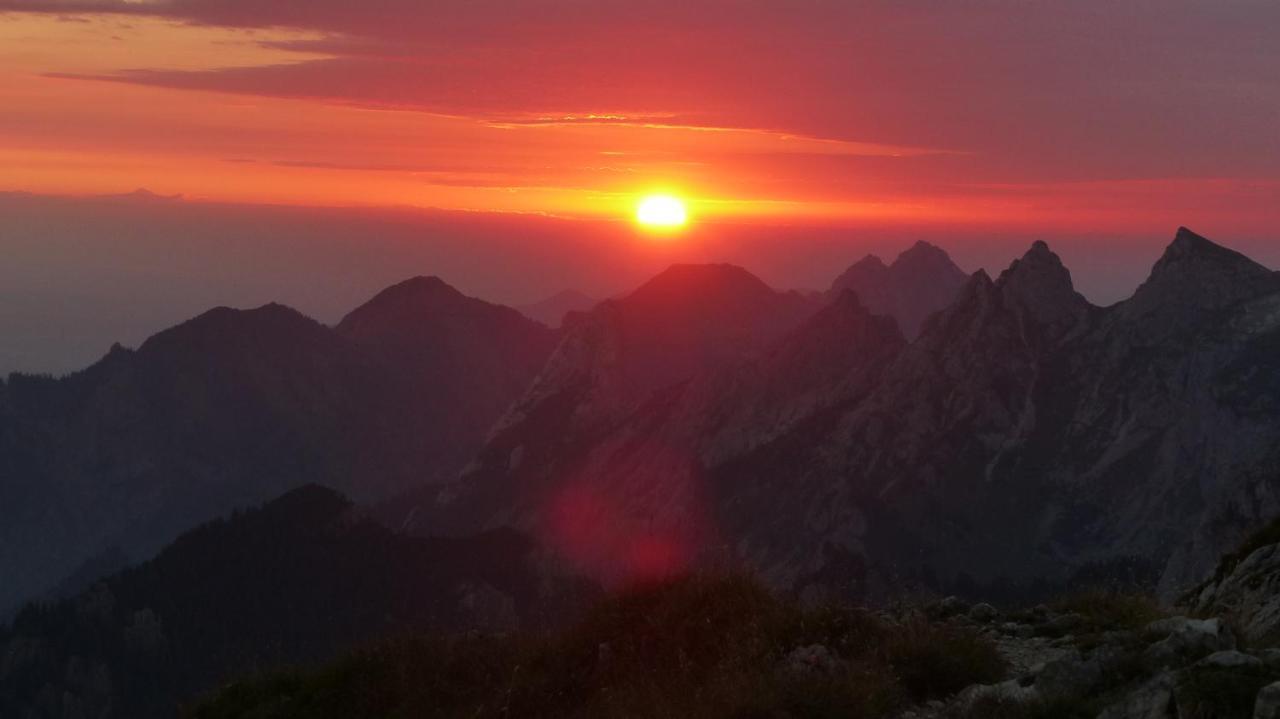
top-left (0, 1), bottom-right (1278, 373)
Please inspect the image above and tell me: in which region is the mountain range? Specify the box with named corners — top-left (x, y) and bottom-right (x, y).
top-left (408, 229), bottom-right (1280, 603)
top-left (4, 228), bottom-right (1278, 619)
top-left (0, 278), bottom-right (557, 616)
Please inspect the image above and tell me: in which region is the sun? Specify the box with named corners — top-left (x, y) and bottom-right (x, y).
top-left (635, 194), bottom-right (688, 229)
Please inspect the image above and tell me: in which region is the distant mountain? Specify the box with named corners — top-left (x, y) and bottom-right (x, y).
top-left (414, 229), bottom-right (1280, 601)
top-left (0, 278), bottom-right (557, 617)
top-left (828, 240), bottom-right (969, 338)
top-left (0, 485), bottom-right (595, 718)
top-left (400, 264), bottom-right (824, 568)
top-left (517, 289), bottom-right (597, 327)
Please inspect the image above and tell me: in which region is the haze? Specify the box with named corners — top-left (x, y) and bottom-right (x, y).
top-left (1, 1), bottom-right (1278, 373)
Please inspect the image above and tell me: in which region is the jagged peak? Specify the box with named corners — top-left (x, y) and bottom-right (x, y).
top-left (997, 240), bottom-right (1074, 289)
top-left (1151, 227), bottom-right (1272, 279)
top-left (1120, 227), bottom-right (1279, 318)
top-left (994, 241), bottom-right (1092, 330)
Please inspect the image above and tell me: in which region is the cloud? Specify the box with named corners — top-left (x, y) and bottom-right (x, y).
top-left (6, 0), bottom-right (1280, 186)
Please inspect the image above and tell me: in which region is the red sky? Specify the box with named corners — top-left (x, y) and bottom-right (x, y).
top-left (2, 1), bottom-right (1278, 231)
top-left (1, 2), bottom-right (1279, 375)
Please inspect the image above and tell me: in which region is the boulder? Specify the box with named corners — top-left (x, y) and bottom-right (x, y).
top-left (1097, 672), bottom-right (1178, 719)
top-left (1196, 650), bottom-right (1263, 670)
top-left (1143, 617), bottom-right (1235, 668)
top-left (968, 603), bottom-right (999, 623)
top-left (1255, 680), bottom-right (1280, 719)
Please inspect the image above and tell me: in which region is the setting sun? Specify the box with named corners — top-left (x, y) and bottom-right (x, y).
top-left (635, 195), bottom-right (689, 229)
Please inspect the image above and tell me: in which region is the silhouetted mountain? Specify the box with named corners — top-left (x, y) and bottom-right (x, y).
top-left (402, 264), bottom-right (823, 547)
top-left (829, 240), bottom-right (969, 338)
top-left (0, 484), bottom-right (594, 718)
top-left (414, 229), bottom-right (1280, 603)
top-left (517, 289), bottom-right (597, 327)
top-left (0, 279), bottom-right (557, 617)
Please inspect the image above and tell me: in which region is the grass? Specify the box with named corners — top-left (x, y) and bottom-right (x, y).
top-left (949, 695), bottom-right (1100, 719)
top-left (188, 574), bottom-right (1007, 719)
top-left (1026, 590), bottom-right (1167, 642)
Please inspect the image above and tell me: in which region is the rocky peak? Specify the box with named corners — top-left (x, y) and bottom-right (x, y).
top-left (1122, 227), bottom-right (1280, 321)
top-left (995, 241), bottom-right (1092, 333)
top-left (829, 241), bottom-right (969, 339)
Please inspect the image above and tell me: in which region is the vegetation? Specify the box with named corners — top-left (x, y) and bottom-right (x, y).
top-left (190, 574), bottom-right (1006, 719)
top-left (1050, 590), bottom-right (1166, 633)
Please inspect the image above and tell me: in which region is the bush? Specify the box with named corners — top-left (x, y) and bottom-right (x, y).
top-left (880, 619), bottom-right (1006, 700)
top-left (1051, 590), bottom-right (1165, 632)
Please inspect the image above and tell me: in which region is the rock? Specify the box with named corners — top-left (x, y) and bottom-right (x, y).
top-left (782, 644), bottom-right (842, 676)
top-left (958, 678), bottom-right (1039, 707)
top-left (1033, 650), bottom-right (1102, 698)
top-left (969, 603), bottom-right (999, 623)
top-left (1143, 617), bottom-right (1235, 668)
top-left (1043, 612), bottom-right (1085, 635)
top-left (1255, 681), bottom-right (1280, 719)
top-left (1194, 544), bottom-right (1280, 645)
top-left (1097, 672), bottom-right (1178, 719)
top-left (937, 596), bottom-right (969, 617)
top-left (1196, 650), bottom-right (1262, 669)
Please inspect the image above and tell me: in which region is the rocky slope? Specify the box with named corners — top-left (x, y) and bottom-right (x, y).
top-left (420, 229), bottom-right (1280, 602)
top-left (0, 278), bottom-right (557, 617)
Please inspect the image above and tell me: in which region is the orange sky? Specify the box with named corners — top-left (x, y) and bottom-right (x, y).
top-left (2, 3), bottom-right (1278, 234)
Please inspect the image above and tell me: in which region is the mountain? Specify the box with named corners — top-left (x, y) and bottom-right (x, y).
top-left (517, 289), bottom-right (597, 327)
top-left (415, 229), bottom-right (1280, 602)
top-left (400, 264), bottom-right (823, 554)
top-left (828, 240), bottom-right (969, 338)
top-left (0, 485), bottom-right (595, 718)
top-left (0, 278), bottom-right (558, 617)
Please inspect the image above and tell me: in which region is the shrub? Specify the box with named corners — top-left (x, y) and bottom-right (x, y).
top-left (880, 619), bottom-right (1006, 700)
top-left (190, 573), bottom-right (1009, 719)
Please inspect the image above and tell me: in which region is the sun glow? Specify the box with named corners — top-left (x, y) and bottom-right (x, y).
top-left (635, 194), bottom-right (688, 229)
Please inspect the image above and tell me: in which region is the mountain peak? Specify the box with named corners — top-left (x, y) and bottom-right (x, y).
top-left (895, 240), bottom-right (953, 268)
top-left (1153, 227), bottom-right (1271, 277)
top-left (995, 241), bottom-right (1091, 332)
top-left (829, 242), bottom-right (968, 339)
top-left (1124, 228), bottom-right (1278, 319)
top-left (337, 276), bottom-right (481, 337)
top-left (625, 263), bottom-right (779, 310)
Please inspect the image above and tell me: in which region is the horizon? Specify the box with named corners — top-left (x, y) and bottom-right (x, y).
top-left (4, 2), bottom-right (1279, 375)
top-left (4, 188), bottom-right (1277, 376)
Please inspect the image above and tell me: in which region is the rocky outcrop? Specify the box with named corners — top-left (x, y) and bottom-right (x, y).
top-left (1192, 532), bottom-right (1280, 645)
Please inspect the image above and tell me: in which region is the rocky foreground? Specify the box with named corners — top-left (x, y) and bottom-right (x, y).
top-left (908, 522), bottom-right (1280, 718)
top-left (190, 524), bottom-right (1280, 719)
